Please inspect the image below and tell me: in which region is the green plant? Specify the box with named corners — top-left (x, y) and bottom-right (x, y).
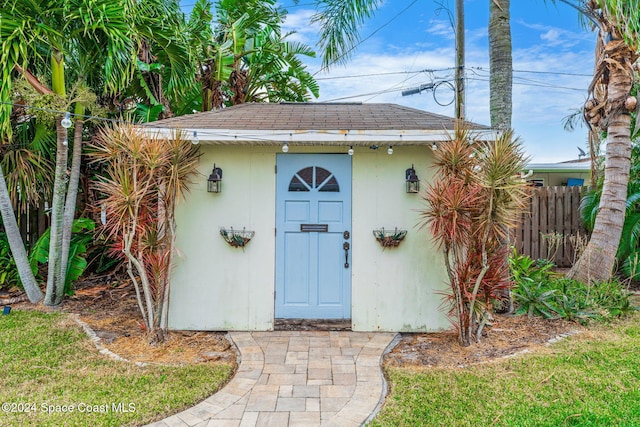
top-left (0, 232), bottom-right (21, 289)
top-left (91, 124), bottom-right (200, 343)
top-left (28, 218), bottom-right (95, 296)
top-left (510, 252), bottom-right (635, 322)
top-left (509, 248), bottom-right (555, 284)
top-left (512, 281), bottom-right (559, 318)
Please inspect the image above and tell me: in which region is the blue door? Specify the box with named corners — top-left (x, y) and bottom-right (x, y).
top-left (275, 154), bottom-right (352, 319)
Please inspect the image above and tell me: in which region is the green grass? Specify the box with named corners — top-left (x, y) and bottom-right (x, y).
top-left (371, 312), bottom-right (640, 427)
top-left (0, 310), bottom-right (233, 427)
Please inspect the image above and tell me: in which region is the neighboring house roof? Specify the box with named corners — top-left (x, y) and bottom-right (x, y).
top-left (142, 102), bottom-right (492, 145)
top-left (526, 162), bottom-right (592, 173)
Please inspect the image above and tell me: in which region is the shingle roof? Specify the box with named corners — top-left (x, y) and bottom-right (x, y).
top-left (145, 102), bottom-right (488, 131)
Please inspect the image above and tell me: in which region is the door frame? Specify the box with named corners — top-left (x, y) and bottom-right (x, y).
top-left (274, 153), bottom-right (353, 319)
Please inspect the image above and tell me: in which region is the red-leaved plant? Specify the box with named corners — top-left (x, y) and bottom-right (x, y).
top-left (90, 124), bottom-right (200, 343)
top-left (421, 124), bottom-right (529, 346)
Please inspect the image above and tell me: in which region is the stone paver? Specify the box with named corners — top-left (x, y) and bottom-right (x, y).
top-left (146, 331), bottom-right (396, 427)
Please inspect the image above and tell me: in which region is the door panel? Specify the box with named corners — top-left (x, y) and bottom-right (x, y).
top-left (275, 154), bottom-right (352, 319)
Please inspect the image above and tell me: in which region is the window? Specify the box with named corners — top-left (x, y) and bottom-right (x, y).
top-left (288, 166), bottom-right (340, 192)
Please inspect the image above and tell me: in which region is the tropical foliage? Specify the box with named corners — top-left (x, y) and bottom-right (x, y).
top-left (421, 126), bottom-right (529, 346)
top-left (90, 124), bottom-right (200, 342)
top-left (28, 218), bottom-right (95, 296)
top-left (509, 250), bottom-right (634, 322)
top-left (0, 0), bottom-right (319, 308)
top-left (580, 141), bottom-right (640, 278)
top-left (195, 0), bottom-right (318, 111)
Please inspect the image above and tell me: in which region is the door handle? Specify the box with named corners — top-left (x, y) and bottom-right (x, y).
top-left (343, 241), bottom-right (350, 268)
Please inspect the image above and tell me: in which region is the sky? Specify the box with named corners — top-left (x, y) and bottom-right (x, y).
top-left (181, 0), bottom-right (598, 163)
top-left (274, 0), bottom-right (597, 163)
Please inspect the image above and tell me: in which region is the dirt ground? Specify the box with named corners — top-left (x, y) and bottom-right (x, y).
top-left (5, 275), bottom-right (235, 366)
top-left (2, 276), bottom-right (582, 368)
top-left (385, 315), bottom-right (580, 368)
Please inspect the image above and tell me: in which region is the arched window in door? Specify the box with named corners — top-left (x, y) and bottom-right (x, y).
top-left (288, 166), bottom-right (340, 192)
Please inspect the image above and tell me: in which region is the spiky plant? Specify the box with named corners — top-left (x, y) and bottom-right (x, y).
top-left (90, 124), bottom-right (200, 342)
top-left (421, 125), bottom-right (529, 346)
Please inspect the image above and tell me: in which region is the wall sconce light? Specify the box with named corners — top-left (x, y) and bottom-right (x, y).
top-left (348, 146), bottom-right (354, 156)
top-left (387, 146), bottom-right (394, 155)
top-left (431, 142), bottom-right (438, 151)
top-left (405, 164), bottom-right (420, 193)
top-left (207, 164), bottom-right (223, 193)
top-left (192, 131), bottom-right (199, 145)
top-left (282, 142), bottom-right (289, 153)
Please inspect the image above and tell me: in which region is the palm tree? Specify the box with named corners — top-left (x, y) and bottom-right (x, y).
top-left (196, 0), bottom-right (318, 110)
top-left (489, 0), bottom-right (512, 130)
top-left (0, 0), bottom-right (140, 305)
top-left (0, 166), bottom-right (43, 302)
top-left (553, 0), bottom-right (640, 282)
top-left (310, 0), bottom-right (382, 68)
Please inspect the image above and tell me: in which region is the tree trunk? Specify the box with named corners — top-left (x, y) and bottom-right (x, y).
top-left (489, 0), bottom-right (512, 130)
top-left (44, 119), bottom-right (69, 306)
top-left (568, 42), bottom-right (634, 283)
top-left (44, 51), bottom-right (69, 307)
top-left (59, 109), bottom-right (84, 287)
top-left (0, 164), bottom-right (43, 303)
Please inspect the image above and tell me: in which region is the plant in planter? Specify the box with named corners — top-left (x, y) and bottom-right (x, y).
top-left (220, 228), bottom-right (254, 248)
top-left (372, 228), bottom-right (407, 248)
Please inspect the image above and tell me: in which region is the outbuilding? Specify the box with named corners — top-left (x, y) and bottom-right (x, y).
top-left (145, 102), bottom-right (491, 332)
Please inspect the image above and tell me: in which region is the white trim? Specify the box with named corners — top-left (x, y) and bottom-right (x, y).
top-left (142, 127), bottom-right (495, 145)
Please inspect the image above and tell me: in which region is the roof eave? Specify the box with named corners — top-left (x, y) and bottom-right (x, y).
top-left (142, 127), bottom-right (495, 145)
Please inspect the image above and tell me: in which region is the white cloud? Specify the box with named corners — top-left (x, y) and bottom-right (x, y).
top-left (282, 8), bottom-right (321, 46)
top-left (276, 1), bottom-right (595, 162)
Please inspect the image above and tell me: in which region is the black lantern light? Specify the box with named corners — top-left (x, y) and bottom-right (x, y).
top-left (405, 164), bottom-right (420, 193)
top-left (207, 164), bottom-right (223, 193)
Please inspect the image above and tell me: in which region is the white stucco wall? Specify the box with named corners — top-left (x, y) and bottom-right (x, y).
top-left (169, 145), bottom-right (276, 330)
top-left (351, 146), bottom-right (450, 331)
top-left (168, 144), bottom-right (450, 332)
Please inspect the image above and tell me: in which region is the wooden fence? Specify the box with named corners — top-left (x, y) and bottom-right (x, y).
top-left (3, 206), bottom-right (49, 247)
top-left (512, 186), bottom-right (589, 268)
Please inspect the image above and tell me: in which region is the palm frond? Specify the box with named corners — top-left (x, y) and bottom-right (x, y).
top-left (311, 0), bottom-right (383, 68)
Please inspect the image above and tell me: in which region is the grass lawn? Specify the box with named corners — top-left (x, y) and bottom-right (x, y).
top-left (371, 311), bottom-right (640, 427)
top-left (0, 310), bottom-right (233, 427)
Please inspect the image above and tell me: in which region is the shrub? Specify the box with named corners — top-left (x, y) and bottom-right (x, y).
top-left (0, 232), bottom-right (22, 290)
top-left (510, 252), bottom-right (636, 323)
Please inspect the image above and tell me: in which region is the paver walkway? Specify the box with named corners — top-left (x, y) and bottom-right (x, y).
top-left (147, 331), bottom-right (397, 427)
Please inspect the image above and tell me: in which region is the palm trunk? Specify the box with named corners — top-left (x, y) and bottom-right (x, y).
top-left (489, 0), bottom-right (512, 130)
top-left (44, 51), bottom-right (68, 306)
top-left (0, 164), bottom-right (43, 303)
top-left (44, 119), bottom-right (69, 306)
top-left (568, 42), bottom-right (634, 283)
top-left (59, 105), bottom-right (85, 287)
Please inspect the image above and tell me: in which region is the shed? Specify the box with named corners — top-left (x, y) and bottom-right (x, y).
top-left (144, 102), bottom-right (492, 332)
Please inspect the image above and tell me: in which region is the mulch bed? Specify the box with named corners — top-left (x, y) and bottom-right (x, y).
top-left (2, 276), bottom-right (587, 368)
top-left (385, 314), bottom-right (581, 368)
top-left (4, 275), bottom-right (235, 366)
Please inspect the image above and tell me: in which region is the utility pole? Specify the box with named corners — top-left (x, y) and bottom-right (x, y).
top-left (455, 0), bottom-right (465, 120)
